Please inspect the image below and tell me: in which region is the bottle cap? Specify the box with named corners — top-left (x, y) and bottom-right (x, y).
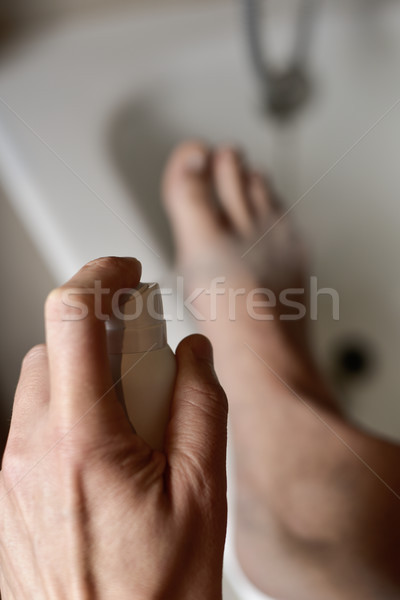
top-left (106, 282), bottom-right (167, 354)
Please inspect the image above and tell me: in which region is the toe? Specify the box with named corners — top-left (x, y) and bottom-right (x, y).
top-left (248, 172), bottom-right (278, 225)
top-left (214, 148), bottom-right (254, 238)
top-left (162, 141), bottom-right (222, 254)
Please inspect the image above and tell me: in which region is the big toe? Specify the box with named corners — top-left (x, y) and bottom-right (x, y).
top-left (162, 141), bottom-right (223, 261)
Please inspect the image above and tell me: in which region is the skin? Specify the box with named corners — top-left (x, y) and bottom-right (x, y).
top-left (0, 256), bottom-right (228, 600)
top-left (162, 142), bottom-right (400, 599)
top-left (3, 142), bottom-right (400, 600)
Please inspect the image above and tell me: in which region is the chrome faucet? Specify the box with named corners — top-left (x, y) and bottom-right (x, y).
top-left (242, 0), bottom-right (317, 119)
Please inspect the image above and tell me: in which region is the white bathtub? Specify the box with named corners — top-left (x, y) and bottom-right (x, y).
top-left (1, 1), bottom-right (400, 596)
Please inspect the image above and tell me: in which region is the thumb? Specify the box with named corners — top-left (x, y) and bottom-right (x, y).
top-left (166, 334), bottom-right (228, 497)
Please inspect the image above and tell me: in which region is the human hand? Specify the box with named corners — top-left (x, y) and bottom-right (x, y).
top-left (0, 257), bottom-right (228, 600)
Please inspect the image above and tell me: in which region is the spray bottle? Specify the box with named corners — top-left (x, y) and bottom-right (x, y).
top-left (106, 283), bottom-right (176, 451)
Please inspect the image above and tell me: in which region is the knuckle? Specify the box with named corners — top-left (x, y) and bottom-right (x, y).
top-left (45, 286), bottom-right (64, 309)
top-left (45, 285), bottom-right (94, 322)
top-left (45, 286), bottom-right (67, 319)
top-left (1, 444), bottom-right (27, 486)
top-left (183, 455), bottom-right (227, 514)
top-left (44, 258), bottom-right (141, 323)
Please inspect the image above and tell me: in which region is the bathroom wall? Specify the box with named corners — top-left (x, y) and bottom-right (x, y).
top-left (0, 0), bottom-right (226, 29)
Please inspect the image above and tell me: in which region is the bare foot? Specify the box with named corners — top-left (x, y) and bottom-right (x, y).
top-left (162, 141), bottom-right (400, 600)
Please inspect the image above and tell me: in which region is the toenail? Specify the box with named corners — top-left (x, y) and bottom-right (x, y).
top-left (185, 148), bottom-right (208, 173)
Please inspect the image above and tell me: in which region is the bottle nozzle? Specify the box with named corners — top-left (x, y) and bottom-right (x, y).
top-left (106, 283), bottom-right (167, 354)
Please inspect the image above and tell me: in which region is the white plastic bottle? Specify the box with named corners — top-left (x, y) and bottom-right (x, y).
top-left (106, 283), bottom-right (176, 451)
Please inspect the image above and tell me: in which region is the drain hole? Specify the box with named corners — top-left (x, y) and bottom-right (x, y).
top-left (333, 340), bottom-right (375, 380)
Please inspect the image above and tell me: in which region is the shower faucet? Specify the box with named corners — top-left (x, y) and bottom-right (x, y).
top-left (242, 0), bottom-right (316, 119)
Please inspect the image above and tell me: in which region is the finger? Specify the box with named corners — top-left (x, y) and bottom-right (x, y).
top-left (45, 256), bottom-right (141, 426)
top-left (166, 335), bottom-right (228, 498)
top-left (8, 344), bottom-right (49, 439)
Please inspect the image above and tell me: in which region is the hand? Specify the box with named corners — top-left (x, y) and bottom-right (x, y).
top-left (0, 257), bottom-right (228, 600)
